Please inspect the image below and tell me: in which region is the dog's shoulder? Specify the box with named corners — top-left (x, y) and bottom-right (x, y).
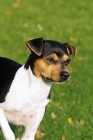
top-left (0, 57), bottom-right (22, 103)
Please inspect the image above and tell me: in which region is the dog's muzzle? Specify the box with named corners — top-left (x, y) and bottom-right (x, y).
top-left (60, 71), bottom-right (70, 81)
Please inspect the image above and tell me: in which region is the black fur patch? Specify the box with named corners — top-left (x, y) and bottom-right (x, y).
top-left (42, 40), bottom-right (68, 57)
top-left (0, 57), bottom-right (21, 103)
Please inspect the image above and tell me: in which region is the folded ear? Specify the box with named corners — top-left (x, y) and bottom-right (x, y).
top-left (66, 43), bottom-right (77, 59)
top-left (26, 37), bottom-right (45, 56)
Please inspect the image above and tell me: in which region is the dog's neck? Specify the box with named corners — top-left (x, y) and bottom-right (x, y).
top-left (14, 65), bottom-right (53, 106)
top-left (27, 66), bottom-right (53, 105)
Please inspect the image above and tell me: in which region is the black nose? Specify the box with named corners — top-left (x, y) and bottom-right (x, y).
top-left (60, 71), bottom-right (70, 81)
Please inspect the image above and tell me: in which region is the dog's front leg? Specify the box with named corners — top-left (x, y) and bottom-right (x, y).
top-left (21, 118), bottom-right (41, 140)
top-left (21, 108), bottom-right (45, 140)
top-left (21, 127), bottom-right (36, 140)
top-left (0, 108), bottom-right (15, 140)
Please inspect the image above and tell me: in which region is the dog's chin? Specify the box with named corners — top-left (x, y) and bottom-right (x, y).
top-left (54, 80), bottom-right (66, 84)
top-left (45, 77), bottom-right (70, 84)
top-left (55, 80), bottom-right (67, 84)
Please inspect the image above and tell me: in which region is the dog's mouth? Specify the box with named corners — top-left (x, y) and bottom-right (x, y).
top-left (45, 76), bottom-right (70, 83)
top-left (41, 71), bottom-right (70, 83)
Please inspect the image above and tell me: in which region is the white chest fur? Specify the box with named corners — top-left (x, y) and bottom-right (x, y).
top-left (0, 66), bottom-right (52, 126)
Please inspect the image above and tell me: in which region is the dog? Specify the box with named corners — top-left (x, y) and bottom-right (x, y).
top-left (0, 38), bottom-right (77, 140)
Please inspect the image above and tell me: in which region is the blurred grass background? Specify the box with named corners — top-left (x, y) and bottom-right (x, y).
top-left (0, 0), bottom-right (93, 140)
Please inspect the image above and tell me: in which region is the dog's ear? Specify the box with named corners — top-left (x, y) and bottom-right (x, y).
top-left (66, 43), bottom-right (77, 59)
top-left (26, 38), bottom-right (45, 56)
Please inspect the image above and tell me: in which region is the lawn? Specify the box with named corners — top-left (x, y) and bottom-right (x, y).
top-left (0, 0), bottom-right (93, 140)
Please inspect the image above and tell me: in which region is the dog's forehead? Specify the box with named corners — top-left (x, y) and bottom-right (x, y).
top-left (42, 40), bottom-right (68, 56)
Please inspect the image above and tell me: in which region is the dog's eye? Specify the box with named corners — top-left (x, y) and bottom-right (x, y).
top-left (65, 59), bottom-right (70, 65)
top-left (46, 57), bottom-right (55, 64)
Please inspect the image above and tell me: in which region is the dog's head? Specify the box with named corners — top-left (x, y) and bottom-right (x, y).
top-left (25, 37), bottom-right (77, 83)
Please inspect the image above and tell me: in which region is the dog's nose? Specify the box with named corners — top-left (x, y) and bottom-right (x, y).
top-left (60, 71), bottom-right (70, 81)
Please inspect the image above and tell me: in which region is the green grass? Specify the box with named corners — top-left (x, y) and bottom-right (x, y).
top-left (0, 0), bottom-right (93, 139)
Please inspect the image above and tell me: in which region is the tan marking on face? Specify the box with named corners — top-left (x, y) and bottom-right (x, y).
top-left (44, 53), bottom-right (58, 62)
top-left (34, 58), bottom-right (67, 82)
top-left (51, 64), bottom-right (64, 81)
top-left (62, 54), bottom-right (69, 62)
top-left (34, 59), bottom-right (50, 78)
top-left (50, 53), bottom-right (58, 61)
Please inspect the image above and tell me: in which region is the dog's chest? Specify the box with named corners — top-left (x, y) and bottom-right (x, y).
top-left (5, 104), bottom-right (45, 126)
top-left (5, 108), bottom-right (35, 125)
